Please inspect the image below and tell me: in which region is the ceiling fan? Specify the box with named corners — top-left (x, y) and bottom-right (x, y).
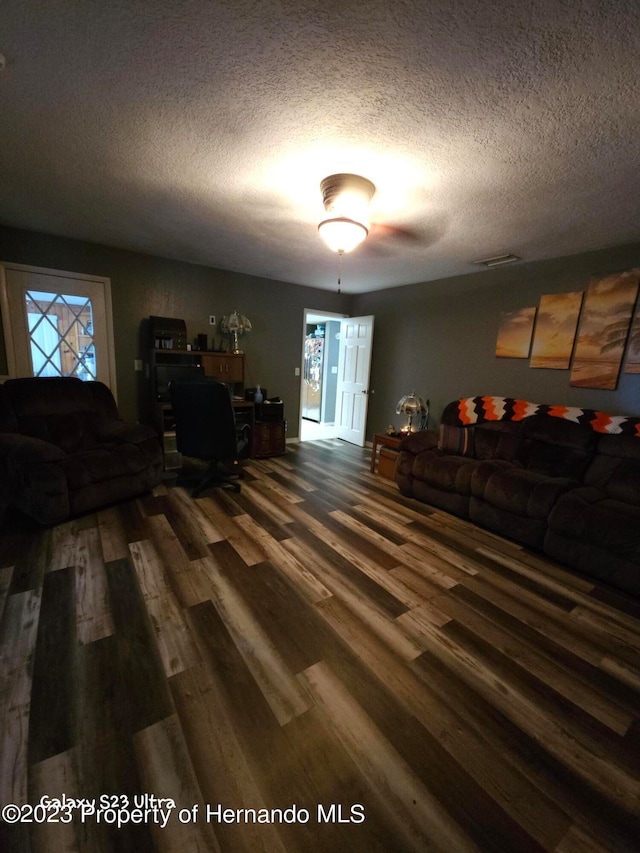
top-left (317, 173), bottom-right (426, 257)
top-left (317, 173), bottom-right (375, 254)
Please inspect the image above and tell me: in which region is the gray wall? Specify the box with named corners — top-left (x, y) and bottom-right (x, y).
top-left (0, 225), bottom-right (351, 432)
top-left (353, 242), bottom-right (640, 434)
top-left (2, 224), bottom-right (640, 440)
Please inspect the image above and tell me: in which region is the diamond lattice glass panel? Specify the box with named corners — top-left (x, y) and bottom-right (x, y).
top-left (25, 290), bottom-right (97, 380)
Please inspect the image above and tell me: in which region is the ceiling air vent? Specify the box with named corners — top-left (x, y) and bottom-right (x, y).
top-left (473, 253), bottom-right (521, 268)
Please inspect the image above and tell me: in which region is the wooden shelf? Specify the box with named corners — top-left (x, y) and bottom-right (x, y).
top-left (150, 348), bottom-right (244, 383)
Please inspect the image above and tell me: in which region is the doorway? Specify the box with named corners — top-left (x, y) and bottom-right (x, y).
top-left (299, 310), bottom-right (375, 446)
top-left (300, 310), bottom-right (345, 442)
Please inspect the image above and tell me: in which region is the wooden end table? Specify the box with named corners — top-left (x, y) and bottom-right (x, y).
top-left (370, 432), bottom-right (403, 473)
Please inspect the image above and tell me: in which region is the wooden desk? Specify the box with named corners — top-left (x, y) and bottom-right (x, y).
top-left (370, 432), bottom-right (403, 473)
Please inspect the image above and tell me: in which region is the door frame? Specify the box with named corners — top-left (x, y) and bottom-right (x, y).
top-left (0, 262), bottom-right (117, 397)
top-left (299, 309), bottom-right (347, 441)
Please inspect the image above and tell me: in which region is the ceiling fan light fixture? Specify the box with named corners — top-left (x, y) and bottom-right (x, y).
top-left (318, 173), bottom-right (375, 254)
top-left (318, 217), bottom-right (369, 253)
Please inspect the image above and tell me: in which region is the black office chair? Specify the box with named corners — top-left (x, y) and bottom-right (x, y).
top-left (169, 378), bottom-right (250, 495)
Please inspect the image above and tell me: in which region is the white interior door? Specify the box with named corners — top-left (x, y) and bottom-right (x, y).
top-left (335, 315), bottom-right (375, 446)
top-left (1, 263), bottom-right (117, 394)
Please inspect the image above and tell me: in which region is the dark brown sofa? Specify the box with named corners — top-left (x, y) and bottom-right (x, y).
top-left (396, 396), bottom-right (640, 597)
top-left (0, 377), bottom-right (163, 525)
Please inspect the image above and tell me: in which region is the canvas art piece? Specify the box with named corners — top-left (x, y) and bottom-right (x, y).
top-left (530, 291), bottom-right (583, 369)
top-left (570, 268), bottom-right (640, 390)
top-left (624, 296), bottom-right (640, 374)
top-left (495, 307), bottom-right (537, 358)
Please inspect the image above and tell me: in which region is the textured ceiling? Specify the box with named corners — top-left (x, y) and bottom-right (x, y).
top-left (1, 0), bottom-right (639, 293)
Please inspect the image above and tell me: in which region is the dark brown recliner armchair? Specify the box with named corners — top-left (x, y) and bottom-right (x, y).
top-left (0, 377), bottom-right (163, 524)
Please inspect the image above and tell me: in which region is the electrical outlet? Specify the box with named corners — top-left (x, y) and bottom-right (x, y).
top-left (209, 315), bottom-right (216, 326)
top-left (294, 366), bottom-right (300, 376)
top-left (134, 359), bottom-right (143, 372)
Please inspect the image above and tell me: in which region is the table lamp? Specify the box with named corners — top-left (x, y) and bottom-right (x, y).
top-left (396, 392), bottom-right (429, 433)
top-left (220, 310), bottom-right (252, 354)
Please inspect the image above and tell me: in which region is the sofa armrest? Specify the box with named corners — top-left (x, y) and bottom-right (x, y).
top-left (98, 420), bottom-right (159, 445)
top-left (0, 433), bottom-right (69, 522)
top-left (399, 429), bottom-right (439, 454)
top-left (0, 432), bottom-right (65, 465)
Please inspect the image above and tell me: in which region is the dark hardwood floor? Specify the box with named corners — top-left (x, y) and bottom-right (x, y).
top-left (1, 438), bottom-right (639, 852)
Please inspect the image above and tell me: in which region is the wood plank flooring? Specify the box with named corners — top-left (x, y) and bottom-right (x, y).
top-left (1, 438), bottom-right (640, 852)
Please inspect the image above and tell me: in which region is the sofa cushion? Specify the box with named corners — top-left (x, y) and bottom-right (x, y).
top-left (548, 487), bottom-right (640, 564)
top-left (473, 421), bottom-right (522, 461)
top-left (515, 414), bottom-right (598, 479)
top-left (0, 385), bottom-right (19, 432)
top-left (438, 424), bottom-right (474, 456)
top-left (470, 459), bottom-right (515, 497)
top-left (2, 377), bottom-right (102, 453)
top-left (86, 380), bottom-right (121, 422)
top-left (470, 497), bottom-right (548, 550)
top-left (19, 410), bottom-right (102, 454)
top-left (474, 465), bottom-right (576, 520)
top-left (58, 444), bottom-right (151, 490)
top-left (397, 430), bottom-right (439, 495)
top-left (608, 465), bottom-right (640, 506)
top-left (99, 420), bottom-right (160, 446)
top-left (399, 429), bottom-right (439, 454)
top-left (584, 435), bottom-right (640, 506)
top-left (416, 453), bottom-right (479, 495)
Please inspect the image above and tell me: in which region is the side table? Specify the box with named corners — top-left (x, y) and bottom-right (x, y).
top-left (370, 432), bottom-right (403, 474)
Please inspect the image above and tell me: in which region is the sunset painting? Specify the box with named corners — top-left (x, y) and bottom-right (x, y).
top-left (624, 297), bottom-right (640, 374)
top-left (495, 307), bottom-right (536, 358)
top-left (570, 269), bottom-right (640, 389)
top-left (530, 291), bottom-right (583, 369)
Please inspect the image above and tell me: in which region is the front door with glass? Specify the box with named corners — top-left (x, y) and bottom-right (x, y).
top-left (1, 264), bottom-right (116, 391)
top-left (26, 290), bottom-right (97, 380)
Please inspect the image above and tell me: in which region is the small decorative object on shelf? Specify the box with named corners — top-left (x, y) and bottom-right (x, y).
top-left (150, 316), bottom-right (187, 351)
top-left (396, 392), bottom-right (429, 433)
top-left (254, 384), bottom-right (263, 404)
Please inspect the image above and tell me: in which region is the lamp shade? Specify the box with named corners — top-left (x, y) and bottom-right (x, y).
top-left (220, 310), bottom-right (251, 334)
top-left (318, 174), bottom-right (375, 254)
top-left (318, 218), bottom-right (369, 253)
top-left (220, 310), bottom-right (251, 354)
top-left (396, 392), bottom-right (428, 431)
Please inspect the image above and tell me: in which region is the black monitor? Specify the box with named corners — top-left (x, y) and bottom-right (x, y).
top-left (156, 363), bottom-right (204, 401)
